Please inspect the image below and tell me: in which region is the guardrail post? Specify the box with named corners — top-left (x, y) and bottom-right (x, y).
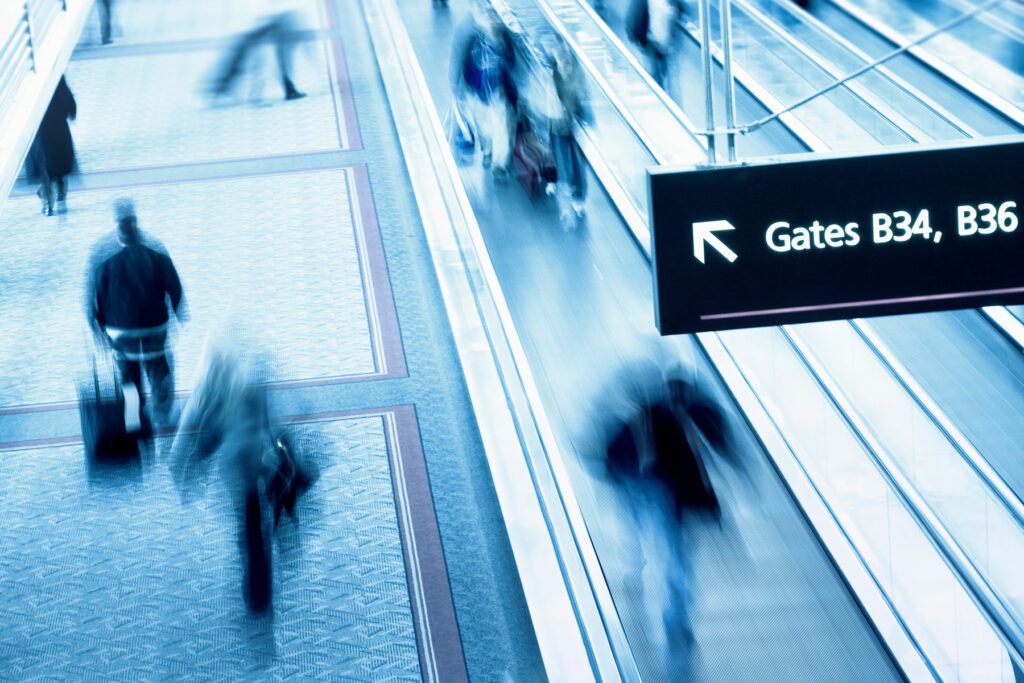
top-left (23, 0), bottom-right (37, 72)
top-left (698, 0), bottom-right (717, 163)
top-left (720, 0), bottom-right (737, 162)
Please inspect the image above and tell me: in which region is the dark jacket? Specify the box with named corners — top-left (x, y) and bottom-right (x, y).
top-left (92, 241), bottom-right (184, 330)
top-left (451, 21), bottom-right (518, 106)
top-left (606, 397), bottom-right (723, 523)
top-left (27, 77), bottom-right (77, 181)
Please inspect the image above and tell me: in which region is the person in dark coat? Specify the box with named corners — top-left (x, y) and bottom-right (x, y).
top-left (87, 199), bottom-right (186, 432)
top-left (28, 77), bottom-right (77, 216)
top-left (603, 366), bottom-right (732, 649)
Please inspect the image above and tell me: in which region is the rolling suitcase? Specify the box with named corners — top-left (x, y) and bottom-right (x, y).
top-left (78, 350), bottom-right (139, 460)
top-left (513, 128), bottom-right (557, 194)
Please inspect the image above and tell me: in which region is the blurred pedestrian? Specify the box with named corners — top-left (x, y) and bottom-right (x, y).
top-left (626, 0), bottom-right (684, 87)
top-left (98, 0), bottom-right (114, 45)
top-left (86, 199), bottom-right (186, 434)
top-left (27, 76), bottom-right (77, 216)
top-left (601, 363), bottom-right (732, 649)
top-left (209, 10), bottom-right (306, 102)
top-left (544, 35), bottom-right (590, 226)
top-left (451, 4), bottom-right (518, 178)
top-left (171, 339), bottom-right (316, 614)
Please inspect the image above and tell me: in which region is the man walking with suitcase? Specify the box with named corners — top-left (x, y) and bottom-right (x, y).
top-left (87, 199), bottom-right (187, 434)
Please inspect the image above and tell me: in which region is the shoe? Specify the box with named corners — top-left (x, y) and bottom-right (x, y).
top-left (571, 199), bottom-right (586, 217)
top-left (482, 152), bottom-right (493, 169)
top-left (56, 199), bottom-right (67, 215)
top-left (560, 210), bottom-right (576, 230)
top-left (37, 188), bottom-right (51, 215)
top-left (545, 182), bottom-right (557, 197)
top-left (284, 89), bottom-right (306, 101)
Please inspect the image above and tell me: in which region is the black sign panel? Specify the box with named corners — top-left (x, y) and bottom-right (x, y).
top-left (651, 139), bottom-right (1024, 335)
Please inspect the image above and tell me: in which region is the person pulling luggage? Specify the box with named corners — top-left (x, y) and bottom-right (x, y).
top-left (86, 199), bottom-right (187, 435)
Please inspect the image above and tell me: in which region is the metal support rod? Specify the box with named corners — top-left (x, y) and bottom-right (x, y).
top-left (719, 0), bottom-right (737, 162)
top-left (694, 0), bottom-right (1008, 138)
top-left (698, 0), bottom-right (717, 163)
top-left (23, 0), bottom-right (36, 72)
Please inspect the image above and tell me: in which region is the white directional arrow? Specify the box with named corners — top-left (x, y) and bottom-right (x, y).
top-left (693, 219), bottom-right (738, 264)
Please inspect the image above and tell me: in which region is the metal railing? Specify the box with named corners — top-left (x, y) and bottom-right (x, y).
top-left (0, 0), bottom-right (67, 124)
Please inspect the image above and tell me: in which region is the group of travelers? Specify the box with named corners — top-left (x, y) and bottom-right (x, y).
top-left (445, 1), bottom-right (747, 656)
top-left (83, 198), bottom-right (317, 615)
top-left (23, 3), bottom-right (320, 615)
top-left (450, 3), bottom-right (591, 227)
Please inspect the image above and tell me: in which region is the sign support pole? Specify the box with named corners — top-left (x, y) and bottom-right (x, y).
top-left (720, 0), bottom-right (737, 162)
top-left (697, 0), bottom-right (717, 164)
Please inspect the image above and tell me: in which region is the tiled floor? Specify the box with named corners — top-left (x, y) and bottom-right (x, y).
top-left (0, 166), bottom-right (386, 408)
top-left (68, 43), bottom-right (347, 172)
top-left (77, 0), bottom-right (324, 48)
top-left (0, 414), bottom-right (422, 681)
top-left (0, 0), bottom-right (544, 679)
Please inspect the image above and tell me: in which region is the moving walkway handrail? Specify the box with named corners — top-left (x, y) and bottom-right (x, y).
top-left (851, 319), bottom-right (1024, 529)
top-left (742, 0), bottom-right (1024, 534)
top-left (826, 0), bottom-right (1024, 128)
top-left (733, 0), bottom-right (926, 144)
top-left (754, 0), bottom-right (979, 139)
top-left (369, 1), bottom-right (639, 679)
top-left (0, 1), bottom-right (70, 127)
top-left (529, 0), bottom-right (1024, 673)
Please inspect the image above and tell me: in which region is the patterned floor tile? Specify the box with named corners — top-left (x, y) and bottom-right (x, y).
top-left (66, 41), bottom-right (346, 172)
top-left (0, 167), bottom-right (383, 409)
top-left (77, 0), bottom-right (324, 49)
top-left (0, 415), bottom-right (421, 681)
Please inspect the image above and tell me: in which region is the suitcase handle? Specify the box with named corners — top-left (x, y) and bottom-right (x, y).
top-left (84, 324), bottom-right (121, 403)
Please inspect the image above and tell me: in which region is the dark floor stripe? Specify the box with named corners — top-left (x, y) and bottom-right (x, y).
top-left (387, 405), bottom-right (469, 683)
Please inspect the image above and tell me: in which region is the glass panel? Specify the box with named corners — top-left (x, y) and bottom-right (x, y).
top-left (792, 320), bottom-right (1024, 632)
top-left (721, 325), bottom-right (1015, 681)
top-left (850, 0), bottom-right (1024, 109)
top-left (743, 0), bottom-right (967, 143)
top-left (697, 0), bottom-right (912, 150)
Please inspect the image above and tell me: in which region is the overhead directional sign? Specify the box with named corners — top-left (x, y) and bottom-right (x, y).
top-left (650, 138), bottom-right (1024, 335)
